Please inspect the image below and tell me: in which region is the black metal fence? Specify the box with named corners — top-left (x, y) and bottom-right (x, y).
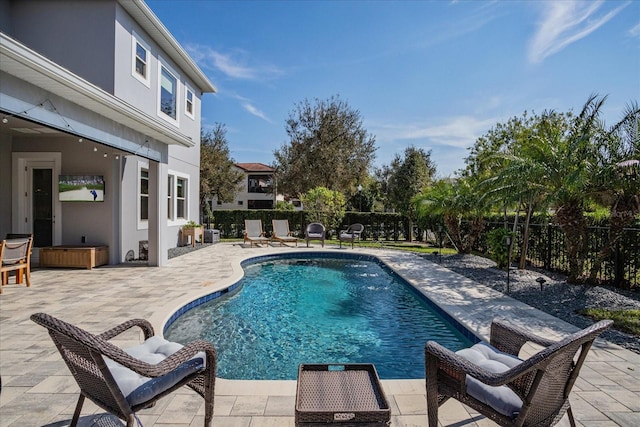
top-left (208, 209), bottom-right (639, 289)
top-left (482, 221), bottom-right (640, 289)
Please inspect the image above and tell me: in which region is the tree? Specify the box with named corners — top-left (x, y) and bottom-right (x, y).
top-left (589, 102), bottom-right (640, 282)
top-left (414, 177), bottom-right (488, 253)
top-left (380, 146), bottom-right (436, 240)
top-left (273, 95), bottom-right (377, 197)
top-left (301, 186), bottom-right (346, 235)
top-left (199, 124), bottom-right (244, 215)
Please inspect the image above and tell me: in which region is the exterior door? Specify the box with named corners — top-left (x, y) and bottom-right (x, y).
top-left (31, 166), bottom-right (53, 247)
top-left (12, 153), bottom-right (62, 249)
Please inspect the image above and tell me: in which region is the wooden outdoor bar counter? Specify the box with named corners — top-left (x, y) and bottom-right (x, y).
top-left (40, 245), bottom-right (109, 269)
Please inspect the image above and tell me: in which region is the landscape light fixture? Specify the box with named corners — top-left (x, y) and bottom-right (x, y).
top-left (536, 277), bottom-right (546, 291)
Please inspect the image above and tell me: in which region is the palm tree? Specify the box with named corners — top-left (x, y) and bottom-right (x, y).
top-left (414, 177), bottom-right (488, 253)
top-left (589, 102), bottom-right (640, 283)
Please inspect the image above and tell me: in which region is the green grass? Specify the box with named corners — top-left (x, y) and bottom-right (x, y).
top-left (578, 308), bottom-right (640, 337)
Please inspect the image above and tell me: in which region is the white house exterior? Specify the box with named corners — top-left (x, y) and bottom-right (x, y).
top-left (0, 0), bottom-right (215, 266)
top-left (211, 163), bottom-right (276, 210)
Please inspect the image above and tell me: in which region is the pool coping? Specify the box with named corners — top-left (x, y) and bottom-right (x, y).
top-left (148, 244), bottom-right (624, 389)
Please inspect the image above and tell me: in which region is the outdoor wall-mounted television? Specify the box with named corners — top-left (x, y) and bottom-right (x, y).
top-left (59, 175), bottom-right (105, 202)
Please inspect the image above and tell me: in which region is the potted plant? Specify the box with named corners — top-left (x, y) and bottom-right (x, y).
top-left (181, 220), bottom-right (203, 246)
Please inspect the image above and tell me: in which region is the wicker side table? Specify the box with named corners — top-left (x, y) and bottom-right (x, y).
top-left (295, 364), bottom-right (391, 426)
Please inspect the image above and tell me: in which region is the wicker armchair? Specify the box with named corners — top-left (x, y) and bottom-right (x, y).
top-left (31, 312), bottom-right (216, 427)
top-left (339, 223), bottom-right (364, 248)
top-left (425, 319), bottom-right (612, 427)
top-left (305, 222), bottom-right (325, 247)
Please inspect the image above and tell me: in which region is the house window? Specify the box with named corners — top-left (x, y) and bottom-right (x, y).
top-left (217, 200), bottom-right (222, 205)
top-left (185, 86), bottom-right (195, 119)
top-left (238, 200), bottom-right (243, 206)
top-left (167, 170), bottom-right (189, 224)
top-left (160, 66), bottom-right (177, 119)
top-left (167, 175), bottom-right (173, 219)
top-left (140, 168), bottom-right (149, 221)
top-left (248, 174), bottom-right (273, 193)
top-left (176, 177), bottom-right (186, 219)
top-left (131, 32), bottom-right (150, 87)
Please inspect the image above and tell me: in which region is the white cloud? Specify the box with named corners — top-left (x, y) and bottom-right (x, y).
top-left (528, 1), bottom-right (629, 64)
top-left (372, 116), bottom-right (497, 149)
top-left (185, 44), bottom-right (282, 80)
top-left (629, 22), bottom-right (640, 37)
top-left (242, 103), bottom-right (272, 123)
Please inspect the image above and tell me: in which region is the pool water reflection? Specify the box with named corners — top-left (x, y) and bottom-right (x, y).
top-left (164, 255), bottom-right (476, 380)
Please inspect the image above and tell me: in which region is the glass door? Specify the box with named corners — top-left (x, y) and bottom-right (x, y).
top-left (32, 168), bottom-right (53, 247)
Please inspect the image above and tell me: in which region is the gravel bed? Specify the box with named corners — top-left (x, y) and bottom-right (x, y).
top-left (168, 244), bottom-right (640, 354)
top-left (428, 253), bottom-right (640, 354)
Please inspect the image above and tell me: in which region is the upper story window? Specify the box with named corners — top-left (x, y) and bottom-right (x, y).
top-left (158, 57), bottom-right (180, 125)
top-left (185, 86), bottom-right (195, 119)
top-left (248, 174), bottom-right (273, 193)
top-left (131, 32), bottom-right (150, 87)
top-left (160, 66), bottom-right (177, 119)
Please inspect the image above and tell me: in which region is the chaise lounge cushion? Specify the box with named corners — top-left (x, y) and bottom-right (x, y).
top-left (456, 342), bottom-right (523, 418)
top-left (105, 336), bottom-right (205, 407)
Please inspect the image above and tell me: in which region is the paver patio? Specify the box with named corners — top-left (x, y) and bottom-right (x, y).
top-left (1, 243), bottom-right (638, 426)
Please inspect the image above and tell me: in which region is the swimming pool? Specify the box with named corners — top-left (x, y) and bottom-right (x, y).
top-left (164, 253), bottom-right (478, 380)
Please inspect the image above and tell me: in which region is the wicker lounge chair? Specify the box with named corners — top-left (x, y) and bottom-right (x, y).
top-left (425, 318), bottom-right (612, 427)
top-left (305, 222), bottom-right (326, 247)
top-left (1, 235), bottom-right (33, 293)
top-left (244, 219), bottom-right (269, 247)
top-left (31, 312), bottom-right (216, 427)
top-left (271, 219), bottom-right (298, 246)
top-left (339, 223), bottom-right (364, 248)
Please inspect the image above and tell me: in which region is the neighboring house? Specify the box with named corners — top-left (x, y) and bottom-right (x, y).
top-left (211, 163), bottom-right (276, 210)
top-left (0, 0), bottom-right (216, 266)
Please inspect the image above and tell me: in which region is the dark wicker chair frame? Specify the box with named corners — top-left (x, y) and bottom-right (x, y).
top-left (31, 312), bottom-right (217, 427)
top-left (305, 222), bottom-right (326, 247)
top-left (425, 319), bottom-right (612, 427)
top-left (339, 223), bottom-right (364, 248)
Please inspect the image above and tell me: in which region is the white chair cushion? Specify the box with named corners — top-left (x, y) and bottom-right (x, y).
top-left (105, 336), bottom-right (205, 407)
top-left (456, 342), bottom-right (523, 418)
top-left (307, 233), bottom-right (323, 238)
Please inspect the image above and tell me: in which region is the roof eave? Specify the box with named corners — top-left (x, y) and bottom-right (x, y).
top-left (118, 0), bottom-right (216, 94)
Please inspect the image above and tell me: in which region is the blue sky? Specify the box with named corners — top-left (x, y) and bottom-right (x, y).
top-left (148, 0), bottom-right (640, 177)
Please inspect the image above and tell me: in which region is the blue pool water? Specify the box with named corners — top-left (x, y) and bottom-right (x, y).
top-left (164, 254), bottom-right (477, 380)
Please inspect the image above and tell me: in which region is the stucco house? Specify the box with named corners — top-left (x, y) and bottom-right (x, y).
top-left (0, 0), bottom-right (216, 266)
top-left (211, 163), bottom-right (276, 210)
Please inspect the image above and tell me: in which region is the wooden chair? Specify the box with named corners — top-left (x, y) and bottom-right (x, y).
top-left (271, 219), bottom-right (298, 246)
top-left (31, 312), bottom-right (217, 427)
top-left (339, 223), bottom-right (364, 248)
top-left (305, 223), bottom-right (326, 247)
top-left (1, 235), bottom-right (33, 293)
top-left (243, 219), bottom-right (269, 247)
top-left (425, 318), bottom-right (612, 427)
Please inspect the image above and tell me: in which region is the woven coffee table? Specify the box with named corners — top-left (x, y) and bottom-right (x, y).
top-left (295, 364), bottom-right (391, 426)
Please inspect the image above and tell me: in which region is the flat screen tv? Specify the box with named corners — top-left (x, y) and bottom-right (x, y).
top-left (59, 175), bottom-right (105, 202)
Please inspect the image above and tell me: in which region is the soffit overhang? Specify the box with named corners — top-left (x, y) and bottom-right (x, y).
top-left (0, 32), bottom-right (195, 148)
